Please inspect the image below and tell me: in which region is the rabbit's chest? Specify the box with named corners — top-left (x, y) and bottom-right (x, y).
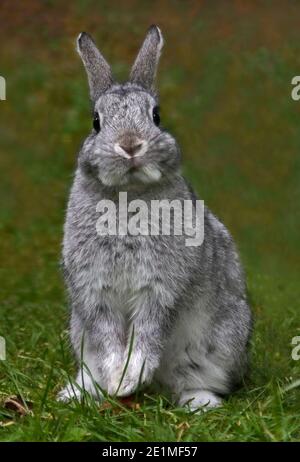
top-left (91, 237), bottom-right (155, 313)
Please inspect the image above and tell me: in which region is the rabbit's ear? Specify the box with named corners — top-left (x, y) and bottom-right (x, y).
top-left (130, 25), bottom-right (164, 91)
top-left (77, 32), bottom-right (113, 103)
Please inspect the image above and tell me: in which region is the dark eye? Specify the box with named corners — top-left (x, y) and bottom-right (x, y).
top-left (152, 106), bottom-right (160, 126)
top-left (93, 112), bottom-right (100, 133)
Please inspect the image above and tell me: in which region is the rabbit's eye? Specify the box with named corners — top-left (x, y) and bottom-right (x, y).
top-left (93, 112), bottom-right (100, 133)
top-left (152, 106), bottom-right (160, 126)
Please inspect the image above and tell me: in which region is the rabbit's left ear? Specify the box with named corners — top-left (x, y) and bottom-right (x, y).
top-left (130, 25), bottom-right (164, 91)
top-left (77, 32), bottom-right (114, 103)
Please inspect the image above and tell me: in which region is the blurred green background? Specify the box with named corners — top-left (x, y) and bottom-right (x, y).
top-left (0, 0), bottom-right (299, 441)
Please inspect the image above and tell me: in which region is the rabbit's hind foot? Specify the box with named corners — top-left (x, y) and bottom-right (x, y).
top-left (178, 389), bottom-right (222, 412)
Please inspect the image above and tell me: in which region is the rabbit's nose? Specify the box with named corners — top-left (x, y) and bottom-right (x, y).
top-left (119, 142), bottom-right (142, 156)
top-left (114, 140), bottom-right (146, 159)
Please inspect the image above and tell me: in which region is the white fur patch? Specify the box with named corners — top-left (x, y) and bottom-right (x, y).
top-left (134, 164), bottom-right (161, 183)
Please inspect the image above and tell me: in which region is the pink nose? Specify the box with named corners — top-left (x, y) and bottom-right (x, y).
top-left (119, 142), bottom-right (142, 156)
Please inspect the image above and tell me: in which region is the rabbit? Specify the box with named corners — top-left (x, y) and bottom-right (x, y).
top-left (58, 25), bottom-right (252, 410)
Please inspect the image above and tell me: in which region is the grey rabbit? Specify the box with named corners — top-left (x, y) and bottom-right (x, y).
top-left (59, 25), bottom-right (252, 409)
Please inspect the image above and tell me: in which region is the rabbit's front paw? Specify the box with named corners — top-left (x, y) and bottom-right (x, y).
top-left (106, 367), bottom-right (125, 396)
top-left (106, 353), bottom-right (156, 396)
top-left (57, 372), bottom-right (104, 402)
top-left (115, 355), bottom-right (155, 397)
top-left (106, 367), bottom-right (137, 397)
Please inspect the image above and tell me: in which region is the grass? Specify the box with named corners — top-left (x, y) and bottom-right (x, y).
top-left (0, 0), bottom-right (299, 441)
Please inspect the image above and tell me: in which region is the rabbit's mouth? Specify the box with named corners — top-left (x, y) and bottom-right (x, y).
top-left (128, 163), bottom-right (162, 184)
top-left (127, 156), bottom-right (144, 172)
top-left (128, 165), bottom-right (138, 174)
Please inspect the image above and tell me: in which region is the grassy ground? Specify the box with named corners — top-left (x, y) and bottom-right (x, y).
top-left (0, 0), bottom-right (299, 442)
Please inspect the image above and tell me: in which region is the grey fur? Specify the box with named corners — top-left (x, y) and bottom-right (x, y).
top-left (59, 26), bottom-right (252, 409)
top-left (77, 32), bottom-right (114, 103)
top-left (130, 25), bottom-right (163, 91)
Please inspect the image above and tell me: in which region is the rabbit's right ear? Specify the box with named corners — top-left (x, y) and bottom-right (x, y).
top-left (77, 32), bottom-right (113, 103)
top-left (130, 25), bottom-right (164, 91)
